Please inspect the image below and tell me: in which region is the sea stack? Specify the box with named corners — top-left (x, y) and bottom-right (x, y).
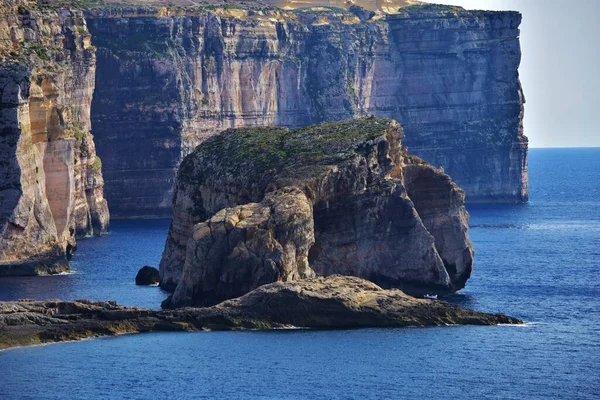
top-left (160, 118), bottom-right (473, 307)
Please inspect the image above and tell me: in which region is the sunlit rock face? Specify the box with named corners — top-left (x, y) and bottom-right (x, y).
top-left (0, 4), bottom-right (109, 275)
top-left (86, 4), bottom-right (527, 218)
top-left (160, 118), bottom-right (474, 307)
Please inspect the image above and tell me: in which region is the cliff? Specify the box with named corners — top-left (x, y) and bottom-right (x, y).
top-left (84, 3), bottom-right (528, 218)
top-left (0, 0), bottom-right (527, 272)
top-left (160, 118), bottom-right (473, 307)
top-left (0, 275), bottom-right (522, 350)
top-left (0, 2), bottom-right (109, 275)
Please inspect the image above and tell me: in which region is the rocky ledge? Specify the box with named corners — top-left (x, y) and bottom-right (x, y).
top-left (0, 275), bottom-right (522, 350)
top-left (160, 117), bottom-right (474, 307)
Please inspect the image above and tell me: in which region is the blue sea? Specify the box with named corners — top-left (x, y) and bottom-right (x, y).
top-left (1, 148), bottom-right (599, 399)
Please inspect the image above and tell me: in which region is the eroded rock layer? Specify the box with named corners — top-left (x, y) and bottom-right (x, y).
top-left (160, 118), bottom-right (473, 307)
top-left (0, 3), bottom-right (109, 275)
top-left (0, 275), bottom-right (522, 350)
top-left (86, 4), bottom-right (528, 218)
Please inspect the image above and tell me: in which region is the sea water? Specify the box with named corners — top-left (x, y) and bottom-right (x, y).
top-left (0, 148), bottom-right (599, 399)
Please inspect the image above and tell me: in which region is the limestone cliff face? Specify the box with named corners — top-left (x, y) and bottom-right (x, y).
top-left (86, 4), bottom-right (527, 218)
top-left (161, 118), bottom-right (473, 307)
top-left (0, 3), bottom-right (109, 275)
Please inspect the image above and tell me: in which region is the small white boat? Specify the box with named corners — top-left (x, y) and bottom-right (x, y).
top-left (423, 294), bottom-right (438, 300)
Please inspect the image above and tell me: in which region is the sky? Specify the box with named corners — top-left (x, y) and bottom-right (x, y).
top-left (433, 0), bottom-right (600, 148)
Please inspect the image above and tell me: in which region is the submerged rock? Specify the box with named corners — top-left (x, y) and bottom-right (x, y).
top-left (0, 276), bottom-right (522, 350)
top-left (135, 266), bottom-right (160, 285)
top-left (160, 118), bottom-right (473, 307)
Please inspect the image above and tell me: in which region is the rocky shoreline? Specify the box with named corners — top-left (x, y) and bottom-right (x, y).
top-left (0, 275), bottom-right (522, 350)
top-left (0, 256), bottom-right (69, 277)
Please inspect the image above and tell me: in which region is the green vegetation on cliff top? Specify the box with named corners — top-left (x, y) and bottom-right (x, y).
top-left (18, 0), bottom-right (512, 20)
top-left (398, 4), bottom-right (465, 14)
top-left (33, 0), bottom-right (273, 11)
top-left (180, 117), bottom-right (400, 181)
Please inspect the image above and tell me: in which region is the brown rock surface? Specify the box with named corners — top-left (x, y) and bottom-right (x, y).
top-left (216, 275), bottom-right (520, 328)
top-left (0, 3), bottom-right (109, 275)
top-left (0, 275), bottom-right (522, 350)
top-left (161, 118), bottom-right (474, 307)
top-left (166, 187), bottom-right (316, 307)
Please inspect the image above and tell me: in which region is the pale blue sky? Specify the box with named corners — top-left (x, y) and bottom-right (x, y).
top-left (434, 0), bottom-right (600, 148)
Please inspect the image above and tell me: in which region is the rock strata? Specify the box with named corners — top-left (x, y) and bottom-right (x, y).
top-left (0, 275), bottom-right (522, 350)
top-left (161, 118), bottom-right (473, 307)
top-left (0, 2), bottom-right (109, 275)
top-left (84, 3), bottom-right (528, 218)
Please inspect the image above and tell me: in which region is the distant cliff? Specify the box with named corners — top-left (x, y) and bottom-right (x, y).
top-left (0, 2), bottom-right (109, 275)
top-left (160, 118), bottom-right (474, 305)
top-left (86, 4), bottom-right (528, 218)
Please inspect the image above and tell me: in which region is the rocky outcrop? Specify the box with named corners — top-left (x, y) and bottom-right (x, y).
top-left (160, 118), bottom-right (473, 307)
top-left (213, 275), bottom-right (519, 328)
top-left (0, 275), bottom-right (522, 350)
top-left (85, 3), bottom-right (527, 218)
top-left (402, 163), bottom-right (473, 289)
top-left (0, 2), bottom-right (109, 275)
top-left (168, 188), bottom-right (316, 306)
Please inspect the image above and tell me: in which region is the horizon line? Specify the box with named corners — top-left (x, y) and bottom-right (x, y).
top-left (529, 146), bottom-right (600, 149)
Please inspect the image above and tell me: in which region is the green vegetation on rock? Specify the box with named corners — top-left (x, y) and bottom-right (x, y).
top-left (398, 4), bottom-right (465, 15)
top-left (92, 155), bottom-right (102, 173)
top-left (75, 25), bottom-right (89, 34)
top-left (69, 122), bottom-right (86, 141)
top-left (185, 117), bottom-right (399, 180)
top-left (37, 0), bottom-right (108, 10)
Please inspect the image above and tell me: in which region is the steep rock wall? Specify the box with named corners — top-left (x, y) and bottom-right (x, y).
top-left (0, 3), bottom-right (109, 275)
top-left (86, 5), bottom-right (527, 218)
top-left (160, 118), bottom-right (474, 306)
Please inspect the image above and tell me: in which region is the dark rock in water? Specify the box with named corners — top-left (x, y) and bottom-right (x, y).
top-left (160, 118), bottom-right (474, 307)
top-left (0, 257), bottom-right (69, 277)
top-left (0, 276), bottom-right (523, 350)
top-left (135, 266), bottom-right (160, 286)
